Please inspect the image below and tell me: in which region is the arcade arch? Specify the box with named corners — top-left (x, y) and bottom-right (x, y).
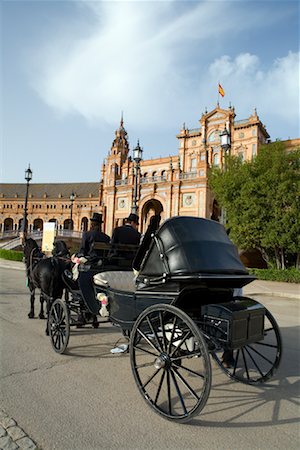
top-left (141, 199), bottom-right (164, 233)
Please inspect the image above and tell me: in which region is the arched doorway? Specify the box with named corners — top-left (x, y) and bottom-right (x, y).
top-left (4, 218), bottom-right (13, 231)
top-left (141, 199), bottom-right (163, 233)
top-left (64, 219), bottom-right (72, 230)
top-left (81, 217), bottom-right (88, 232)
top-left (33, 218), bottom-right (43, 231)
top-left (211, 199), bottom-right (221, 222)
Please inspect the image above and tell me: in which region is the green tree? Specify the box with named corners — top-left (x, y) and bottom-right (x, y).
top-left (208, 142), bottom-right (300, 269)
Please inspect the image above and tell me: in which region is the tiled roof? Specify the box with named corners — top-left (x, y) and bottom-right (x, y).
top-left (0, 182), bottom-right (99, 200)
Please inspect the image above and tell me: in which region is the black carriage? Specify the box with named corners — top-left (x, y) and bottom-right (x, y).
top-left (48, 216), bottom-right (282, 422)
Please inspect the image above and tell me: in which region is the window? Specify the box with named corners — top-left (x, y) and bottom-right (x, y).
top-left (239, 132), bottom-right (244, 138)
top-left (190, 158), bottom-right (196, 172)
top-left (238, 152), bottom-right (244, 161)
top-left (200, 152), bottom-right (206, 161)
top-left (213, 153), bottom-right (219, 165)
top-left (199, 169), bottom-right (204, 177)
top-left (208, 130), bottom-right (220, 143)
top-left (252, 144), bottom-right (257, 157)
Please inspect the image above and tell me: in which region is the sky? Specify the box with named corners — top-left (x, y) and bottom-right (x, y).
top-left (1, 0), bottom-right (299, 184)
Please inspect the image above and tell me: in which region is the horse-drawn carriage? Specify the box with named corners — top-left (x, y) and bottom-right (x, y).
top-left (47, 216), bottom-right (282, 422)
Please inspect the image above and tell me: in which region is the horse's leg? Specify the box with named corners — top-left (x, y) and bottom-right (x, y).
top-left (39, 292), bottom-right (45, 319)
top-left (92, 314), bottom-right (99, 329)
top-left (45, 296), bottom-right (53, 336)
top-left (28, 285), bottom-right (35, 319)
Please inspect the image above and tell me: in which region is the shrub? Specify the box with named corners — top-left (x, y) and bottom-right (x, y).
top-left (0, 249), bottom-right (24, 262)
top-left (248, 268), bottom-right (300, 283)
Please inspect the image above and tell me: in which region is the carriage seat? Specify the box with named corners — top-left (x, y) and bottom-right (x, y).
top-left (93, 271), bottom-right (136, 292)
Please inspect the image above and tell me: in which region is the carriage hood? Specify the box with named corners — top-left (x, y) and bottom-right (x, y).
top-left (139, 216), bottom-right (248, 277)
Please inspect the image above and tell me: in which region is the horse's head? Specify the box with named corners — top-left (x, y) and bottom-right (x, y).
top-left (52, 240), bottom-right (70, 258)
top-left (23, 238), bottom-right (41, 266)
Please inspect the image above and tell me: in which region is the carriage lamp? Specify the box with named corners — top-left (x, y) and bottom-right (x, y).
top-left (132, 141), bottom-right (143, 215)
top-left (22, 164), bottom-right (33, 237)
top-left (69, 191), bottom-right (75, 231)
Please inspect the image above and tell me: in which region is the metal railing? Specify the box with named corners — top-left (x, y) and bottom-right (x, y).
top-left (179, 172), bottom-right (198, 180)
top-left (115, 179), bottom-right (128, 186)
top-left (140, 175), bottom-right (167, 184)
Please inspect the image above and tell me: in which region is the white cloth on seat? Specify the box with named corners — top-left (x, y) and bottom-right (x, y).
top-left (93, 271), bottom-right (136, 292)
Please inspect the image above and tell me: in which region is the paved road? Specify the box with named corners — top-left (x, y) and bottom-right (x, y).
top-left (0, 266), bottom-right (299, 450)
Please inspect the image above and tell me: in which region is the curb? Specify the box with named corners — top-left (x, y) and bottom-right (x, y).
top-left (0, 409), bottom-right (39, 450)
top-left (246, 291), bottom-right (300, 300)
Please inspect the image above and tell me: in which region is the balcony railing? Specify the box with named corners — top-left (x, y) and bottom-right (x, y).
top-left (140, 175), bottom-right (167, 184)
top-left (179, 172), bottom-right (198, 180)
top-left (115, 179), bottom-right (128, 186)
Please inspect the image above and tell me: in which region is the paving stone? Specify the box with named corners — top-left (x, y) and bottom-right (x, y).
top-left (0, 412), bottom-right (8, 422)
top-left (0, 426), bottom-right (7, 438)
top-left (0, 418), bottom-right (16, 430)
top-left (6, 428), bottom-right (26, 442)
top-left (15, 437), bottom-right (36, 450)
top-left (0, 434), bottom-right (19, 450)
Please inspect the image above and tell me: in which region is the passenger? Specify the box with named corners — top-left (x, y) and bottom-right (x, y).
top-left (79, 213), bottom-right (110, 259)
top-left (110, 213), bottom-right (141, 264)
top-left (111, 213), bottom-right (141, 246)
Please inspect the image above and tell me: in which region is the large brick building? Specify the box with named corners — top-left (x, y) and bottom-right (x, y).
top-left (1, 105), bottom-right (298, 237)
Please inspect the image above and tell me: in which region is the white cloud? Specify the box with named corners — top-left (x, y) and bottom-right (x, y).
top-left (30, 1), bottom-right (299, 138)
top-left (208, 51), bottom-right (299, 128)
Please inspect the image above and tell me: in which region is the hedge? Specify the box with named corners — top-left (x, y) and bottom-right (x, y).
top-left (248, 268), bottom-right (300, 283)
top-left (0, 249), bottom-right (24, 261)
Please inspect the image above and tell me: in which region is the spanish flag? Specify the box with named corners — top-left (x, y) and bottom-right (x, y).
top-left (218, 83), bottom-right (225, 97)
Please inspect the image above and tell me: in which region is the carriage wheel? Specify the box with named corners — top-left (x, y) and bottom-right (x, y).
top-left (212, 308), bottom-right (282, 384)
top-left (129, 304), bottom-right (211, 422)
top-left (48, 299), bottom-right (70, 354)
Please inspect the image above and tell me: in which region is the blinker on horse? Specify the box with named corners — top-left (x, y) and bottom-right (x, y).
top-left (23, 238), bottom-right (70, 331)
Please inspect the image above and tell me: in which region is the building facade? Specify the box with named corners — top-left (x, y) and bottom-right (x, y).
top-left (100, 105), bottom-right (270, 235)
top-left (1, 105), bottom-right (298, 237)
top-left (0, 183), bottom-right (99, 234)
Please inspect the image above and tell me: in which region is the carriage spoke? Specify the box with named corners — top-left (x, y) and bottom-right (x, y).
top-left (246, 344), bottom-right (274, 365)
top-left (241, 348), bottom-right (250, 380)
top-left (169, 330), bottom-right (192, 357)
top-left (167, 316), bottom-right (178, 353)
top-left (154, 370), bottom-right (166, 406)
top-left (146, 316), bottom-right (163, 353)
top-left (137, 328), bottom-right (161, 354)
top-left (133, 345), bottom-right (158, 358)
top-left (143, 368), bottom-right (161, 388)
top-left (170, 368), bottom-right (188, 415)
top-left (173, 363), bottom-right (205, 379)
top-left (254, 342), bottom-right (278, 349)
top-left (159, 312), bottom-right (168, 352)
top-left (171, 350), bottom-right (202, 361)
top-left (172, 366), bottom-right (200, 401)
top-left (244, 346), bottom-right (265, 378)
top-left (166, 370), bottom-right (172, 415)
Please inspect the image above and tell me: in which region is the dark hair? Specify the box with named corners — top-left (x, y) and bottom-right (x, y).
top-left (90, 222), bottom-right (101, 231)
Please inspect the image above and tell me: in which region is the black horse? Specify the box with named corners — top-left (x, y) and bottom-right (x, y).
top-left (23, 238), bottom-right (70, 325)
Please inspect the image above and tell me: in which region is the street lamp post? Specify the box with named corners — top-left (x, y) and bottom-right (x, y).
top-left (22, 165), bottom-right (32, 239)
top-left (220, 126), bottom-right (231, 225)
top-left (69, 192), bottom-right (75, 231)
top-left (132, 141), bottom-right (143, 214)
